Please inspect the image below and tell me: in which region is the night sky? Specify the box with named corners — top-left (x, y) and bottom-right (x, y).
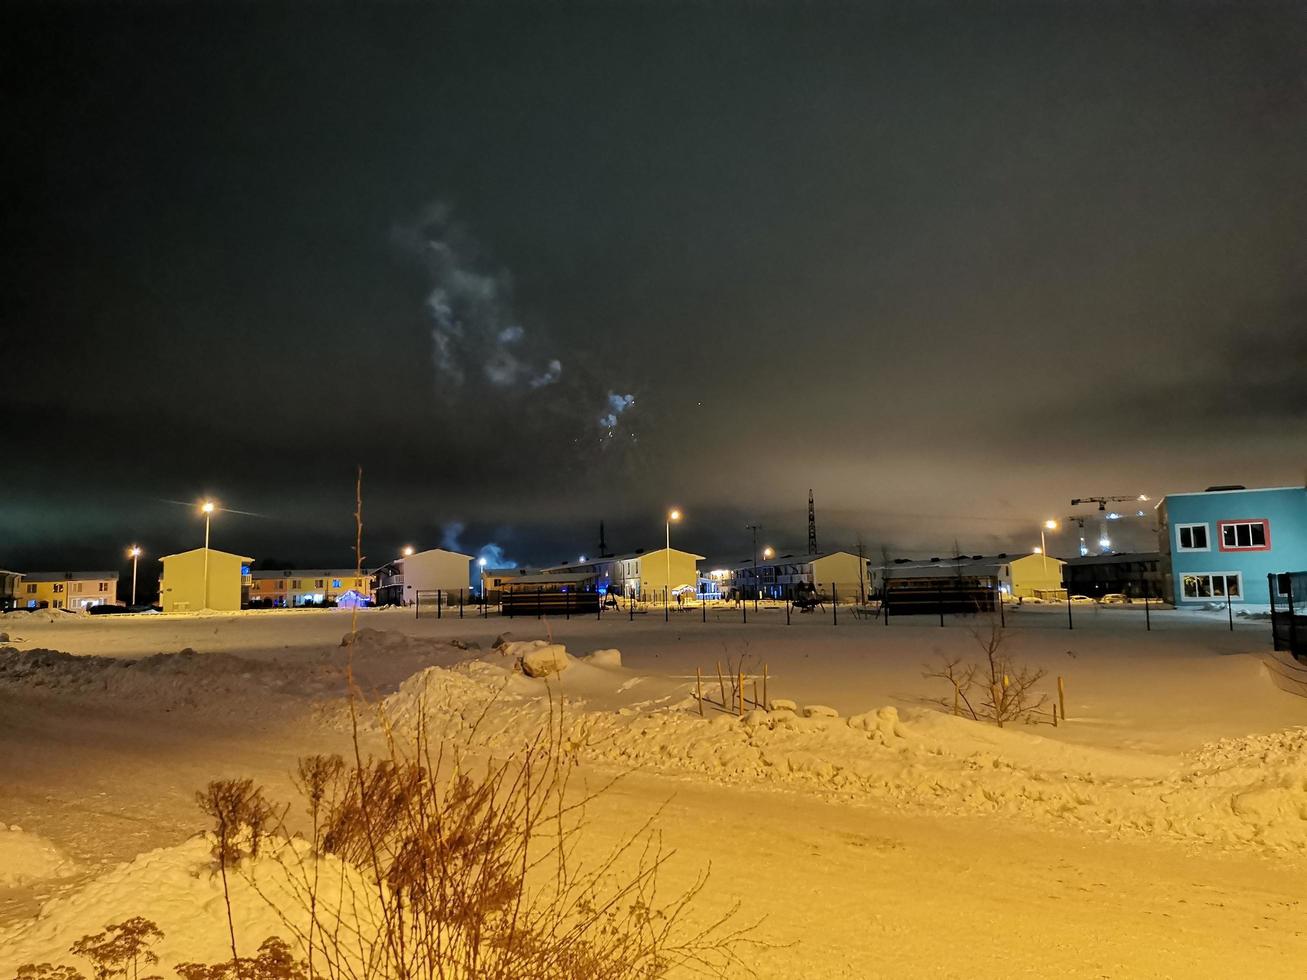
top-left (4, 3), bottom-right (1306, 576)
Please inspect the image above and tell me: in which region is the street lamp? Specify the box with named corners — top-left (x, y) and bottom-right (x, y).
top-left (402, 545), bottom-right (415, 557)
top-left (1040, 520), bottom-right (1058, 576)
top-left (665, 508), bottom-right (681, 600)
top-left (478, 556), bottom-right (487, 597)
top-left (127, 546), bottom-right (142, 607)
top-left (761, 547), bottom-right (774, 601)
top-left (200, 500), bottom-right (216, 610)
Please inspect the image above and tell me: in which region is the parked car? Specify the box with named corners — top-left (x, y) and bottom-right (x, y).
top-left (87, 604), bottom-right (130, 615)
top-left (1068, 594), bottom-right (1096, 605)
top-left (1099, 594), bottom-right (1132, 605)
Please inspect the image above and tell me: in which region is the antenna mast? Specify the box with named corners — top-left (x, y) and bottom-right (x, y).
top-left (808, 489), bottom-right (818, 555)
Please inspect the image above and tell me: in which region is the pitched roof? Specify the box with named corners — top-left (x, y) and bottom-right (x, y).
top-left (18, 571), bottom-right (119, 582)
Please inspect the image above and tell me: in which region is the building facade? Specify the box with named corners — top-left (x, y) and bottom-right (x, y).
top-left (1, 570), bottom-right (23, 611)
top-left (872, 553), bottom-right (1064, 599)
top-left (248, 569), bottom-right (372, 607)
top-left (542, 548), bottom-right (704, 601)
top-left (1061, 552), bottom-right (1163, 599)
top-left (1158, 486), bottom-right (1307, 607)
top-left (158, 548), bottom-right (252, 612)
top-left (728, 551), bottom-right (869, 601)
top-left (372, 548), bottom-right (474, 606)
top-left (14, 572), bottom-right (119, 611)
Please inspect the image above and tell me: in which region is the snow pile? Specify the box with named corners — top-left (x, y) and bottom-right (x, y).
top-left (360, 651), bottom-right (1307, 853)
top-left (0, 631), bottom-right (479, 714)
top-left (0, 835), bottom-right (375, 974)
top-left (0, 827), bottom-right (78, 889)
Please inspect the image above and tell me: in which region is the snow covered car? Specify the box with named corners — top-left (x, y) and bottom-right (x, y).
top-left (1099, 593), bottom-right (1132, 604)
top-left (1068, 594), bottom-right (1096, 604)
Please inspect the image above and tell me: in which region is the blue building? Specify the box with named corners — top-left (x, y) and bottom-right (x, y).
top-left (1158, 486), bottom-right (1307, 607)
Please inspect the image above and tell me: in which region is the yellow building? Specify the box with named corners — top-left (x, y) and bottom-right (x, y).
top-left (248, 569), bottom-right (372, 607)
top-left (1008, 553), bottom-right (1066, 599)
top-left (158, 548), bottom-right (252, 613)
top-left (731, 551), bottom-right (869, 601)
top-left (17, 572), bottom-right (119, 611)
top-left (545, 549), bottom-right (703, 600)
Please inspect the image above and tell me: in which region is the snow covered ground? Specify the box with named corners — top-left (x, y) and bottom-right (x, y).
top-left (1, 607), bottom-right (1305, 976)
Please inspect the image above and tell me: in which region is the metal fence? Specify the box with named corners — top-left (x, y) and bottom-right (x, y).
top-left (1269, 572), bottom-right (1306, 661)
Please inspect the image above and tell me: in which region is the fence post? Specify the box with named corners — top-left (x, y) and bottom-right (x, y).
top-left (1144, 590), bottom-right (1151, 631)
top-left (537, 587), bottom-right (542, 620)
top-left (702, 596), bottom-right (706, 622)
top-left (459, 588), bottom-right (464, 619)
top-left (883, 585), bottom-right (889, 625)
top-left (938, 584), bottom-right (944, 628)
top-left (786, 599), bottom-right (791, 625)
top-left (664, 586), bottom-right (668, 623)
top-left (1226, 589), bottom-right (1234, 631)
top-left (437, 589), bottom-right (442, 620)
top-left (597, 590), bottom-right (602, 621)
top-left (998, 588), bottom-right (1005, 628)
top-left (832, 583), bottom-right (838, 626)
top-left (1287, 580), bottom-right (1299, 653)
top-left (565, 588), bottom-right (570, 620)
top-left (1066, 590), bottom-right (1073, 630)
top-left (629, 593), bottom-right (634, 621)
top-left (742, 596), bottom-right (747, 624)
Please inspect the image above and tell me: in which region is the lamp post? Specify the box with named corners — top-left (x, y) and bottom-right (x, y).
top-left (402, 545), bottom-right (415, 557)
top-left (665, 509), bottom-right (681, 601)
top-left (1040, 520), bottom-right (1058, 576)
top-left (127, 546), bottom-right (141, 607)
top-left (478, 556), bottom-right (487, 597)
top-left (200, 501), bottom-right (215, 609)
top-left (761, 546), bottom-right (774, 600)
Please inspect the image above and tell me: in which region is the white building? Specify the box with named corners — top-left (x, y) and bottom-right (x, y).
top-left (373, 548), bottom-right (474, 605)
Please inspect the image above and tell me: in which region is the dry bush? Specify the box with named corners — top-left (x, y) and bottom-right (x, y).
top-left (923, 624), bottom-right (1048, 727)
top-left (175, 937), bottom-right (307, 980)
top-left (191, 687), bottom-right (756, 980)
top-left (14, 965), bottom-right (86, 980)
top-left (66, 916), bottom-right (163, 980)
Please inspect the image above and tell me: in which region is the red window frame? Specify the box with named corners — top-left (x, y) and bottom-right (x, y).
top-left (1217, 518), bottom-right (1271, 552)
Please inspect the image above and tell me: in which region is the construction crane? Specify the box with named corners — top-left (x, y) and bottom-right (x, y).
top-left (1069, 494), bottom-right (1151, 555)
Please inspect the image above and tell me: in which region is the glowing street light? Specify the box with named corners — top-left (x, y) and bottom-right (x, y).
top-left (126, 546), bottom-right (142, 607)
top-left (1039, 520), bottom-right (1058, 575)
top-left (200, 500), bottom-right (216, 610)
top-left (478, 556), bottom-right (487, 597)
top-left (402, 545), bottom-right (415, 557)
top-left (763, 546), bottom-right (775, 559)
top-left (665, 508), bottom-right (682, 598)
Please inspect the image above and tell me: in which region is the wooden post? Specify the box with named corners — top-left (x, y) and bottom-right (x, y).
top-left (762, 663), bottom-right (768, 709)
top-left (696, 667), bottom-right (704, 716)
top-left (752, 678), bottom-right (759, 709)
top-left (716, 661), bottom-right (727, 707)
top-left (1052, 702), bottom-right (1058, 727)
top-left (1057, 675), bottom-right (1066, 721)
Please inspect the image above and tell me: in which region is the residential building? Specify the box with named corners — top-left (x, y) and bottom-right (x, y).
top-left (372, 548), bottom-right (474, 606)
top-left (248, 569), bottom-right (372, 607)
top-left (728, 551), bottom-right (870, 601)
top-left (0, 570), bottom-right (21, 612)
top-left (481, 567), bottom-right (528, 602)
top-left (871, 553), bottom-right (1064, 599)
top-left (158, 548), bottom-right (253, 613)
top-left (17, 571), bottom-right (119, 611)
top-left (1158, 485), bottom-right (1307, 607)
top-left (1062, 552), bottom-right (1163, 600)
top-left (542, 548), bottom-right (704, 600)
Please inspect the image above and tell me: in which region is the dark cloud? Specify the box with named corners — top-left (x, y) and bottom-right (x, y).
top-left (3, 2), bottom-right (1306, 572)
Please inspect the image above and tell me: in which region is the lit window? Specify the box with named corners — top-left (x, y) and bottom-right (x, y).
top-left (332, 579), bottom-right (342, 589)
top-left (1175, 524), bottom-right (1209, 551)
top-left (1182, 572), bottom-right (1241, 600)
top-left (1218, 520), bottom-right (1269, 551)
top-left (315, 579), bottom-right (324, 588)
top-left (26, 584), bottom-right (35, 594)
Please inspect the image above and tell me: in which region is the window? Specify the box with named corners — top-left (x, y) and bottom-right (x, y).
top-left (332, 579), bottom-right (342, 589)
top-left (1175, 524), bottom-right (1209, 551)
top-left (1218, 519), bottom-right (1270, 552)
top-left (25, 584), bottom-right (35, 594)
top-left (292, 580), bottom-right (301, 589)
top-left (98, 582), bottom-right (108, 591)
top-left (71, 582), bottom-right (82, 593)
top-left (53, 599), bottom-right (63, 609)
top-left (315, 579), bottom-right (325, 588)
top-left (53, 583), bottom-right (64, 593)
top-left (277, 580), bottom-right (285, 589)
top-left (1182, 572), bottom-right (1242, 600)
